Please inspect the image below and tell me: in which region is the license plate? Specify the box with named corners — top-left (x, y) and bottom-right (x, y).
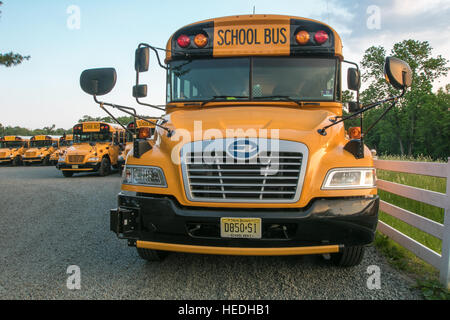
top-left (72, 165), bottom-right (79, 169)
top-left (220, 218), bottom-right (261, 239)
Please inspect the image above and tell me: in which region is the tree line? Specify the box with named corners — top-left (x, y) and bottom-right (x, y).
top-left (343, 39), bottom-right (449, 160)
top-left (0, 115), bottom-right (135, 137)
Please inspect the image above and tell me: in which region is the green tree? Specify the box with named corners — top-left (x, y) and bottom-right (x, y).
top-left (0, 1), bottom-right (30, 67)
top-left (78, 115), bottom-right (135, 126)
top-left (359, 40), bottom-right (449, 158)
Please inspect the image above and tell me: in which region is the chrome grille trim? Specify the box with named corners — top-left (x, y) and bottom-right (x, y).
top-left (180, 139), bottom-right (308, 203)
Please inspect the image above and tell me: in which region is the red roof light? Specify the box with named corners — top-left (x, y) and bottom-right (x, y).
top-left (177, 35), bottom-right (191, 48)
top-left (314, 30), bottom-right (329, 45)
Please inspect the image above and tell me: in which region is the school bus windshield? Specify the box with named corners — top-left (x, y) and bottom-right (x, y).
top-left (60, 140), bottom-right (73, 147)
top-left (168, 57), bottom-right (337, 102)
top-left (30, 140), bottom-right (53, 148)
top-left (0, 141), bottom-right (24, 148)
top-left (74, 132), bottom-right (112, 143)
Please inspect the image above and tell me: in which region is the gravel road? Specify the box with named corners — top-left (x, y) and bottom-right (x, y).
top-left (0, 166), bottom-right (423, 300)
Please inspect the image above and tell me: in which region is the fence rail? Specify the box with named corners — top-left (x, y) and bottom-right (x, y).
top-left (374, 158), bottom-right (450, 289)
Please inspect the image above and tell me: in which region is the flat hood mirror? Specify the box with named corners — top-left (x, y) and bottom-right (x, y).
top-left (80, 68), bottom-right (117, 96)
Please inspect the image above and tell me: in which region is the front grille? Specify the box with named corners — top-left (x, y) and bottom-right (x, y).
top-left (181, 139), bottom-right (308, 203)
top-left (68, 155), bottom-right (85, 163)
top-left (25, 152), bottom-right (36, 157)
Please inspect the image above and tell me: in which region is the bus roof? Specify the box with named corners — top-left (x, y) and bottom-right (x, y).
top-left (73, 122), bottom-right (125, 132)
top-left (0, 135), bottom-right (28, 141)
top-left (127, 118), bottom-right (160, 130)
top-left (165, 14), bottom-right (343, 62)
top-left (30, 135), bottom-right (61, 141)
top-left (60, 134), bottom-right (74, 141)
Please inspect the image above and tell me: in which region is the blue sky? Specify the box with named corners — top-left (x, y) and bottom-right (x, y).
top-left (0, 0), bottom-right (449, 129)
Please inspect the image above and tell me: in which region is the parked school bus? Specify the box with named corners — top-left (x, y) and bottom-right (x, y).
top-left (56, 122), bottom-right (125, 177)
top-left (50, 134), bottom-right (73, 165)
top-left (0, 136), bottom-right (29, 166)
top-left (22, 135), bottom-right (59, 166)
top-left (120, 118), bottom-right (158, 169)
top-left (80, 15), bottom-right (412, 266)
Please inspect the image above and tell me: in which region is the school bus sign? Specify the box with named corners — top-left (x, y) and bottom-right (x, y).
top-left (214, 21), bottom-right (290, 56)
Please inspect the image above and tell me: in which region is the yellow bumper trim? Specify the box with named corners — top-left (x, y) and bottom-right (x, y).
top-left (62, 168), bottom-right (94, 171)
top-left (136, 241), bottom-right (340, 256)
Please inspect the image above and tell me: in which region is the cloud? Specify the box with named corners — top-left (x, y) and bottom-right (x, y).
top-left (321, 0), bottom-right (450, 89)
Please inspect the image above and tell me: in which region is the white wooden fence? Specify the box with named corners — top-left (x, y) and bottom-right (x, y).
top-left (374, 158), bottom-right (450, 289)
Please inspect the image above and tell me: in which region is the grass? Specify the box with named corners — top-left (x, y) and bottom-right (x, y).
top-left (374, 155), bottom-right (449, 299)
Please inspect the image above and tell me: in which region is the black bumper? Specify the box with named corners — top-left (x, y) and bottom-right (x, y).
top-left (110, 193), bottom-right (379, 248)
top-left (23, 157), bottom-right (43, 162)
top-left (56, 162), bottom-right (100, 171)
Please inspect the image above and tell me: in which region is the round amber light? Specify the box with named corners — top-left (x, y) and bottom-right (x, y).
top-left (295, 30), bottom-right (310, 45)
top-left (194, 34), bottom-right (208, 48)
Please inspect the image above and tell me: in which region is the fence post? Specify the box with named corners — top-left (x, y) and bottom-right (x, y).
top-left (440, 157), bottom-right (450, 289)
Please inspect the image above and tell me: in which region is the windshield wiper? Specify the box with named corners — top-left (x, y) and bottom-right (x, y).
top-left (201, 96), bottom-right (249, 106)
top-left (253, 95), bottom-right (303, 107)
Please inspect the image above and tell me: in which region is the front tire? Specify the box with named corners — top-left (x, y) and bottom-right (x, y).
top-left (43, 156), bottom-right (50, 166)
top-left (62, 171), bottom-right (74, 177)
top-left (98, 157), bottom-right (111, 177)
top-left (330, 246), bottom-right (365, 267)
top-left (12, 157), bottom-right (21, 166)
top-left (136, 248), bottom-right (168, 262)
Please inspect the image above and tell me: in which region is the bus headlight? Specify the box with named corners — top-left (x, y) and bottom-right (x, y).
top-left (58, 156), bottom-right (65, 162)
top-left (123, 165), bottom-right (167, 187)
top-left (322, 168), bottom-right (376, 190)
top-left (88, 157), bottom-right (99, 162)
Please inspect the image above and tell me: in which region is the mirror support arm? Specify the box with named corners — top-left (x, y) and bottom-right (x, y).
top-left (92, 95), bottom-right (174, 137)
top-left (92, 96), bottom-right (135, 138)
top-left (317, 89), bottom-right (405, 136)
top-left (134, 43), bottom-right (167, 112)
top-left (343, 60), bottom-right (362, 141)
top-left (138, 43), bottom-right (169, 70)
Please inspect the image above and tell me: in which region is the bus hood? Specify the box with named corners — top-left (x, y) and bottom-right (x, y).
top-left (163, 106), bottom-right (341, 142)
top-left (65, 143), bottom-right (110, 156)
top-left (0, 148), bottom-right (12, 157)
top-left (24, 148), bottom-right (43, 156)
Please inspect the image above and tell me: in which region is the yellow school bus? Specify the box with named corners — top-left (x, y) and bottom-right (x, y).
top-left (57, 122), bottom-right (125, 177)
top-left (0, 136), bottom-right (29, 166)
top-left (50, 134), bottom-right (74, 165)
top-left (22, 135), bottom-right (59, 166)
top-left (120, 118), bottom-right (158, 169)
top-left (80, 14), bottom-right (412, 265)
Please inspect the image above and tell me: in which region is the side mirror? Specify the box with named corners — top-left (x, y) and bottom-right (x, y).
top-left (384, 57), bottom-right (412, 90)
top-left (347, 68), bottom-right (361, 91)
top-left (80, 68), bottom-right (117, 96)
top-left (135, 47), bottom-right (150, 73)
top-left (133, 84), bottom-right (148, 98)
top-left (348, 101), bottom-right (361, 113)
